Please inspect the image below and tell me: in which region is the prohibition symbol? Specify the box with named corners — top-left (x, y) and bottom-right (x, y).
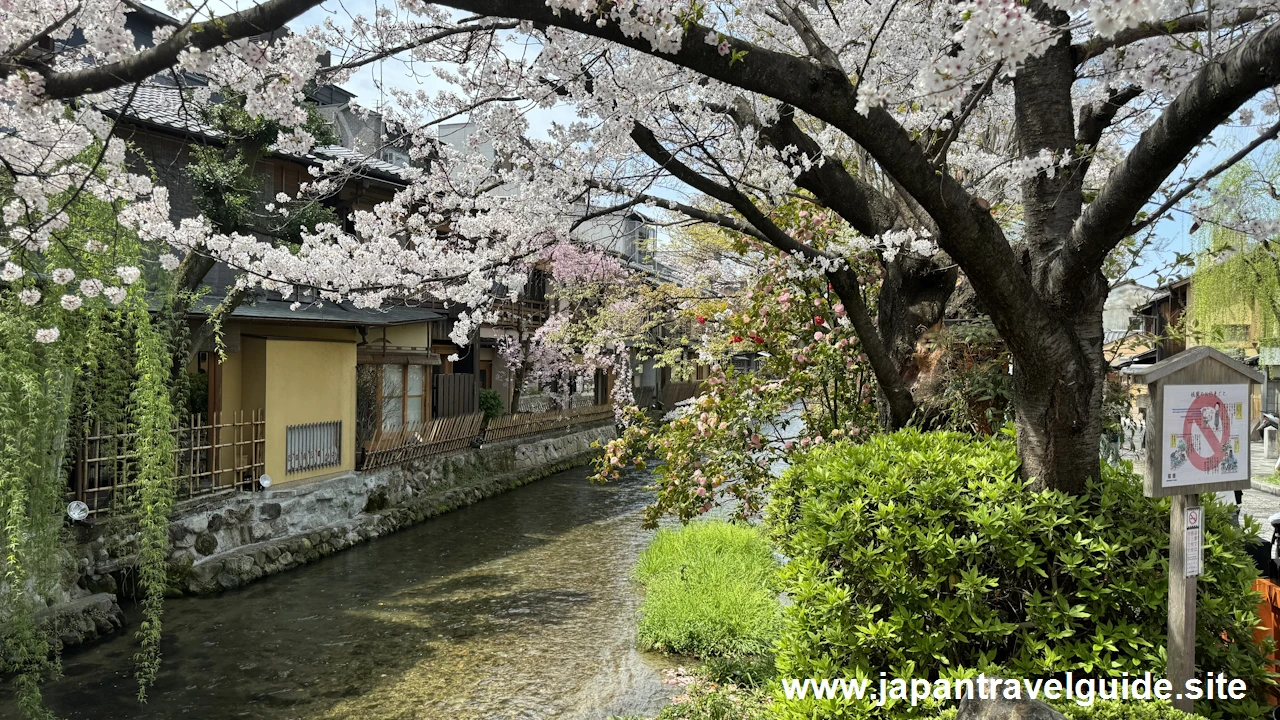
top-left (1182, 394), bottom-right (1229, 472)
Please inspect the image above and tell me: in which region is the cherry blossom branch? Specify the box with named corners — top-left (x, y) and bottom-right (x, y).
top-left (582, 179), bottom-right (771, 242)
top-left (1127, 119), bottom-right (1280, 236)
top-left (2, 3), bottom-right (80, 65)
top-left (1072, 8), bottom-right (1264, 64)
top-left (1069, 21), bottom-right (1280, 287)
top-left (38, 0), bottom-right (324, 98)
top-left (320, 20), bottom-right (521, 74)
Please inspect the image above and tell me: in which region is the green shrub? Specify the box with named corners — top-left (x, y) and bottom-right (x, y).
top-left (479, 388), bottom-right (504, 420)
top-left (767, 429), bottom-right (1272, 720)
top-left (1055, 700), bottom-right (1203, 719)
top-left (635, 520), bottom-right (781, 658)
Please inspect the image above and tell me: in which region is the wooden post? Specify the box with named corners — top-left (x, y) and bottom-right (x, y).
top-left (1168, 493), bottom-right (1196, 715)
top-left (1131, 346), bottom-right (1262, 715)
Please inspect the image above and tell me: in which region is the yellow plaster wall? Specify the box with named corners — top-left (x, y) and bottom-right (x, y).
top-left (264, 338), bottom-right (356, 483)
top-left (381, 323), bottom-right (430, 347)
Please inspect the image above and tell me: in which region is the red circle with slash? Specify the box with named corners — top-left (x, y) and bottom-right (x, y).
top-left (1182, 394), bottom-right (1230, 472)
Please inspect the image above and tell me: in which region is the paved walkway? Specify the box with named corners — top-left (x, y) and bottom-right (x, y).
top-left (1240, 441), bottom-right (1280, 536)
top-left (1123, 440), bottom-right (1280, 537)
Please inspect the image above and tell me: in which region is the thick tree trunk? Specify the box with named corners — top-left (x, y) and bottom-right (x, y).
top-left (1006, 1), bottom-right (1105, 495)
top-left (1012, 270), bottom-right (1108, 495)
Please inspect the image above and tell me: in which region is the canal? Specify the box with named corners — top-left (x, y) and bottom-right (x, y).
top-left (16, 466), bottom-right (673, 719)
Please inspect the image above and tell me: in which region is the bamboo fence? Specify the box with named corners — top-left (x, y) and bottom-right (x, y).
top-left (74, 410), bottom-right (265, 518)
top-left (359, 412), bottom-right (485, 470)
top-left (483, 404), bottom-right (615, 444)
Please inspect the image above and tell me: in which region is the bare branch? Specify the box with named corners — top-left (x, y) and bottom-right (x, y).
top-left (1127, 119), bottom-right (1280, 236)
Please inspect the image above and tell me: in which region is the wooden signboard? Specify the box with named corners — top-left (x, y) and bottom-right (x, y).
top-left (1132, 345), bottom-right (1263, 714)
top-left (1138, 346), bottom-right (1259, 498)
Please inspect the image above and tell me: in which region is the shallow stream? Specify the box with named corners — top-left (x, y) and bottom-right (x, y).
top-left (11, 467), bottom-right (672, 720)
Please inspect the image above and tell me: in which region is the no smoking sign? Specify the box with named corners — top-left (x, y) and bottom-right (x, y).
top-left (1182, 393), bottom-right (1230, 471)
top-left (1162, 384), bottom-right (1247, 488)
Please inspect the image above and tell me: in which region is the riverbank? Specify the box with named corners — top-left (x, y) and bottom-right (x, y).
top-left (42, 420), bottom-right (616, 655)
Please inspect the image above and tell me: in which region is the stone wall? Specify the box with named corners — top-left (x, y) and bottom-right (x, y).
top-left (54, 421), bottom-right (615, 649)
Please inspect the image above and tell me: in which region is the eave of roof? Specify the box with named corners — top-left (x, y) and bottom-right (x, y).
top-left (189, 296), bottom-right (443, 327)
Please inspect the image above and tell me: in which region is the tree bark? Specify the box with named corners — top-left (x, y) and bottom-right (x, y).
top-left (877, 253), bottom-right (958, 407)
top-left (1012, 275), bottom-right (1108, 495)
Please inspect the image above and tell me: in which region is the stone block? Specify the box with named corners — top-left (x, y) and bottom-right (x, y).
top-left (1266, 427), bottom-right (1278, 460)
top-left (194, 532), bottom-right (218, 556)
top-left (259, 502), bottom-right (282, 521)
top-left (956, 697), bottom-right (1066, 720)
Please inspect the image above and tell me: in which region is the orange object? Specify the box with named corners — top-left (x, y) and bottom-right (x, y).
top-left (1252, 577), bottom-right (1280, 706)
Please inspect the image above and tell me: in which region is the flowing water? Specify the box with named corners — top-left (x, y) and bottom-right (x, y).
top-left (12, 467), bottom-right (675, 720)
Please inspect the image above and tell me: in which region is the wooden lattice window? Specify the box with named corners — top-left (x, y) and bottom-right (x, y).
top-left (380, 364), bottom-right (427, 431)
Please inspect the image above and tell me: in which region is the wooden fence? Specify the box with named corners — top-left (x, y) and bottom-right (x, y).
top-left (434, 372), bottom-right (479, 418)
top-left (359, 412), bottom-right (485, 470)
top-left (74, 410), bottom-right (265, 518)
top-left (660, 381), bottom-right (702, 409)
top-left (483, 404), bottom-right (615, 444)
top-left (633, 385), bottom-right (657, 409)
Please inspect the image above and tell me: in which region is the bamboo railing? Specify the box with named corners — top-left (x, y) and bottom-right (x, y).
top-left (359, 412), bottom-right (485, 470)
top-left (74, 410), bottom-right (266, 518)
top-left (483, 404), bottom-right (615, 444)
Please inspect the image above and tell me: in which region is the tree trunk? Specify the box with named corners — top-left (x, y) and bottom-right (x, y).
top-left (1007, 1), bottom-right (1103, 495)
top-left (1012, 270), bottom-right (1108, 495)
top-left (509, 367), bottom-right (525, 414)
top-left (876, 253), bottom-right (958, 425)
top-left (829, 269), bottom-right (918, 429)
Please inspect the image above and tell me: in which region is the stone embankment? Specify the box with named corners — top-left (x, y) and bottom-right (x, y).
top-left (46, 421), bottom-right (615, 651)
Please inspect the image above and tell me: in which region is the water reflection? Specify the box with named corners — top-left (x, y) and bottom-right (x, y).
top-left (11, 467), bottom-right (671, 720)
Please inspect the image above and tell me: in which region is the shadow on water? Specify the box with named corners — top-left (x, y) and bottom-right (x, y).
top-left (7, 466), bottom-right (675, 720)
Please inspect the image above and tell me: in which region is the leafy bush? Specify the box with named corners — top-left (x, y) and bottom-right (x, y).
top-left (635, 520), bottom-right (781, 658)
top-left (1055, 700), bottom-right (1203, 719)
top-left (479, 388), bottom-right (504, 420)
top-left (767, 429), bottom-right (1272, 720)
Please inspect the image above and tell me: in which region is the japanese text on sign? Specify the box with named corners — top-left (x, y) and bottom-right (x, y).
top-left (1185, 506), bottom-right (1202, 577)
top-left (1162, 384), bottom-right (1248, 488)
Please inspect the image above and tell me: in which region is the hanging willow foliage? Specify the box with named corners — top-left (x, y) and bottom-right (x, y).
top-left (1193, 157), bottom-right (1280, 346)
top-left (126, 292), bottom-right (176, 700)
top-left (1, 186), bottom-right (181, 717)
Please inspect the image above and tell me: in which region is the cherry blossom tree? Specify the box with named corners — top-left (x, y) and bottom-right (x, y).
top-left (5, 0), bottom-right (1280, 495)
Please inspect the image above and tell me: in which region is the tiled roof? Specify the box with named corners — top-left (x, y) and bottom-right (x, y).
top-left (190, 294), bottom-right (443, 327)
top-left (99, 83), bottom-right (408, 183)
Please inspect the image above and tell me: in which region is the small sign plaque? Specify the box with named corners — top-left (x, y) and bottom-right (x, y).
top-left (1184, 506), bottom-right (1203, 577)
top-left (1161, 384), bottom-right (1248, 490)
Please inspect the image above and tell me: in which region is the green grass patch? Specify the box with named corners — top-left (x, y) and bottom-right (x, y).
top-left (635, 520), bottom-right (781, 658)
